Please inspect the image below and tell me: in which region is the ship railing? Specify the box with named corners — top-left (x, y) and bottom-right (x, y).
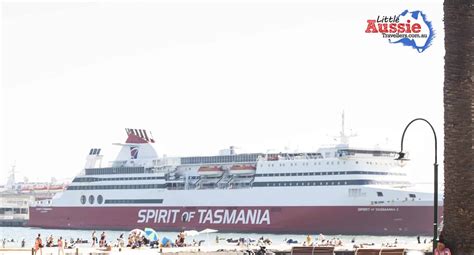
top-left (260, 154), bottom-right (323, 162)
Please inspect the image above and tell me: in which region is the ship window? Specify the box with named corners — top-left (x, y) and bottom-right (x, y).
top-left (409, 194), bottom-right (416, 198)
top-left (377, 192), bottom-right (384, 197)
top-left (303, 173), bottom-right (309, 176)
top-left (80, 195), bottom-right (86, 205)
top-left (97, 195), bottom-right (104, 204)
top-left (285, 173), bottom-right (290, 176)
top-left (89, 195), bottom-right (95, 204)
top-left (297, 173), bottom-right (303, 176)
top-left (328, 172), bottom-right (333, 175)
top-left (322, 172), bottom-right (327, 175)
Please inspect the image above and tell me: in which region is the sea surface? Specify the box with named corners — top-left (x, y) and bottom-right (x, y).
top-left (0, 227), bottom-right (431, 249)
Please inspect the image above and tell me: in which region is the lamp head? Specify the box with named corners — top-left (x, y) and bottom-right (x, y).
top-left (395, 152), bottom-right (409, 161)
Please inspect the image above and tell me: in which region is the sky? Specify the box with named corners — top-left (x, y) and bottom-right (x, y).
top-left (1, 0), bottom-right (444, 186)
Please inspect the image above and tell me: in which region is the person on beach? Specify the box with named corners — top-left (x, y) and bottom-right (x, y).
top-left (46, 235), bottom-right (53, 247)
top-left (34, 234), bottom-right (43, 255)
top-left (2, 238), bottom-right (5, 248)
top-left (91, 231), bottom-right (97, 247)
top-left (99, 232), bottom-right (106, 247)
top-left (435, 241), bottom-right (451, 255)
top-left (306, 235), bottom-right (312, 246)
top-left (57, 237), bottom-right (64, 255)
top-left (21, 238), bottom-right (25, 248)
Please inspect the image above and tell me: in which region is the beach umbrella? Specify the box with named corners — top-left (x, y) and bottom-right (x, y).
top-left (161, 237), bottom-right (172, 247)
top-left (128, 229), bottom-right (146, 236)
top-left (144, 228), bottom-right (159, 242)
top-left (183, 230), bottom-right (199, 237)
top-left (199, 228), bottom-right (218, 234)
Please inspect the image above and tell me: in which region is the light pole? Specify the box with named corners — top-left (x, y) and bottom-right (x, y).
top-left (395, 118), bottom-right (438, 253)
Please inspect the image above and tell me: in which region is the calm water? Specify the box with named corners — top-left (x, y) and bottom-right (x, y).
top-left (0, 227), bottom-right (430, 249)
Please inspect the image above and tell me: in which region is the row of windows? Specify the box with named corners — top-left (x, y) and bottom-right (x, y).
top-left (255, 171), bottom-right (405, 177)
top-left (104, 199), bottom-right (163, 204)
top-left (181, 154), bottom-right (262, 165)
top-left (70, 184), bottom-right (166, 190)
top-left (337, 149), bottom-right (397, 157)
top-left (0, 208), bottom-right (28, 214)
top-left (261, 161), bottom-right (398, 167)
top-left (73, 176), bottom-right (165, 183)
top-left (85, 167), bottom-right (147, 176)
top-left (253, 180), bottom-right (409, 187)
top-left (80, 195), bottom-right (104, 205)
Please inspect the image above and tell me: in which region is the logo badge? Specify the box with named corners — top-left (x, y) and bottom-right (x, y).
top-left (365, 10), bottom-right (435, 53)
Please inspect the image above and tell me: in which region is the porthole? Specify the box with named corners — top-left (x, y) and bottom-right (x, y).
top-left (89, 195), bottom-right (95, 204)
top-left (80, 195), bottom-right (86, 205)
top-left (97, 195), bottom-right (104, 204)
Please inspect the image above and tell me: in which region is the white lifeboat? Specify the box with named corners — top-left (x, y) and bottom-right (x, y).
top-left (198, 166), bottom-right (224, 177)
top-left (229, 165), bottom-right (256, 176)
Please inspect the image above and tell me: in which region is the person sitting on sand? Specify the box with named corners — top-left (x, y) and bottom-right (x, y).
top-left (435, 241), bottom-right (451, 255)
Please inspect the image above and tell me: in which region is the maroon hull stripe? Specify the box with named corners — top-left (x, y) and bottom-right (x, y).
top-left (28, 206), bottom-right (443, 235)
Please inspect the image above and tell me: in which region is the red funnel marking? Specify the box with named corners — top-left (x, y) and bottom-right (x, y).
top-left (126, 133), bottom-right (148, 144)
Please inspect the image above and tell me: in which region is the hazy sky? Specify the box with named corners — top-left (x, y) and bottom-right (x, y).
top-left (1, 0), bottom-right (444, 185)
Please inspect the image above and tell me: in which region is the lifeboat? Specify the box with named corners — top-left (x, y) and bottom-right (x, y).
top-left (48, 184), bottom-right (66, 190)
top-left (198, 166), bottom-right (224, 177)
top-left (229, 165), bottom-right (256, 176)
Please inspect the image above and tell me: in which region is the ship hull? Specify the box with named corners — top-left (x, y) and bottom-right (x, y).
top-left (28, 205), bottom-right (443, 235)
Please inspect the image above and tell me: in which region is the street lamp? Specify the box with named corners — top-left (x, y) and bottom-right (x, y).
top-left (395, 118), bottom-right (438, 252)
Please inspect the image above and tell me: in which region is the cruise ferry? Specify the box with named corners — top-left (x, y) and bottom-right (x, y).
top-left (29, 121), bottom-right (442, 235)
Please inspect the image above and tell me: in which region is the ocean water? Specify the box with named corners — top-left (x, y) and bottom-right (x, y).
top-left (0, 227), bottom-right (431, 249)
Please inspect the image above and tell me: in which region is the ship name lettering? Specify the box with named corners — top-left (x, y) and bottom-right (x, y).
top-left (137, 209), bottom-right (180, 223)
top-left (198, 209), bottom-right (270, 225)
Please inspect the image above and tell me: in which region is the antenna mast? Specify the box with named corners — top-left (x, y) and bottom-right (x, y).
top-left (339, 111), bottom-right (356, 145)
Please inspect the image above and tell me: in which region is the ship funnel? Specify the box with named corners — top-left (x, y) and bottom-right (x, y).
top-left (125, 128), bottom-right (155, 143)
